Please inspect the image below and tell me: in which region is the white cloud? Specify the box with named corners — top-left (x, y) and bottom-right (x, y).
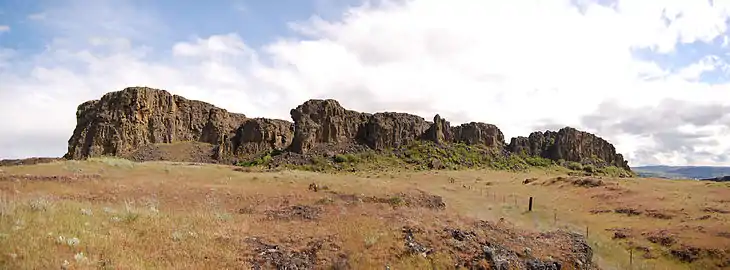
top-left (3, 0), bottom-right (730, 167)
top-left (0, 25), bottom-right (9, 32)
top-left (676, 55), bottom-right (723, 80)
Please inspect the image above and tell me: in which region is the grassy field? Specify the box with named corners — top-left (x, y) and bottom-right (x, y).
top-left (0, 158), bottom-right (728, 269)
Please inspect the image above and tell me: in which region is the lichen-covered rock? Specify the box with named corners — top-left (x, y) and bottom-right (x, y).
top-left (289, 99), bottom-right (368, 154)
top-left (357, 112), bottom-right (430, 150)
top-left (453, 122), bottom-right (505, 149)
top-left (508, 127), bottom-right (630, 170)
top-left (65, 87), bottom-right (247, 159)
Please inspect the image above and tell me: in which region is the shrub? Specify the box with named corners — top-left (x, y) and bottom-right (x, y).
top-left (334, 154), bottom-right (359, 163)
top-left (490, 155), bottom-right (529, 171)
top-left (236, 153), bottom-right (273, 167)
top-left (524, 156), bottom-right (553, 167)
top-left (387, 196), bottom-right (405, 207)
top-left (565, 161), bottom-right (583, 171)
top-left (597, 166), bottom-right (635, 178)
top-left (582, 164), bottom-right (597, 174)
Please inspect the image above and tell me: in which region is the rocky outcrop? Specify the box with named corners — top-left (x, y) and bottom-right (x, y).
top-left (508, 127), bottom-right (630, 170)
top-left (65, 87), bottom-right (294, 161)
top-left (289, 99), bottom-right (369, 154)
top-left (357, 113), bottom-right (431, 150)
top-left (421, 115), bottom-right (452, 144)
top-left (453, 122), bottom-right (505, 149)
top-left (231, 118), bottom-right (294, 156)
top-left (65, 87), bottom-right (247, 159)
top-left (65, 87), bottom-right (631, 171)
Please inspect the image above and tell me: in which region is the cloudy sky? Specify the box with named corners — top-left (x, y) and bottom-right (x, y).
top-left (1, 0), bottom-right (730, 166)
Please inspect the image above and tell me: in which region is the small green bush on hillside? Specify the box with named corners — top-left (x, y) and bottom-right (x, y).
top-left (236, 153), bottom-right (273, 167)
top-left (334, 154), bottom-right (359, 163)
top-left (582, 164), bottom-right (597, 174)
top-left (524, 156), bottom-right (553, 167)
top-left (490, 155), bottom-right (530, 171)
top-left (565, 161), bottom-right (583, 171)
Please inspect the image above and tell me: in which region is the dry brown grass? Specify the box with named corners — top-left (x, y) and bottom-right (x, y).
top-left (0, 158), bottom-right (728, 269)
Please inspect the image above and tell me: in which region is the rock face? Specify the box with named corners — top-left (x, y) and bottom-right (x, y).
top-left (231, 118), bottom-right (294, 156)
top-left (453, 122), bottom-right (505, 149)
top-left (358, 113), bottom-right (431, 150)
top-left (65, 87), bottom-right (247, 159)
top-left (508, 127), bottom-right (630, 170)
top-left (66, 87), bottom-right (631, 171)
top-left (289, 99), bottom-right (369, 154)
top-left (421, 114), bottom-right (452, 144)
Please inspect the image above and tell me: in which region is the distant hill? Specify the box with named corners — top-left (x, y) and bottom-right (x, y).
top-left (633, 165), bottom-right (730, 180)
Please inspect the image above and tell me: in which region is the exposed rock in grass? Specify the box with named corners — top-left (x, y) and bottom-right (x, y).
top-left (614, 208), bottom-right (642, 216)
top-left (606, 228), bottom-right (631, 240)
top-left (703, 207), bottom-right (729, 214)
top-left (645, 209), bottom-right (675, 220)
top-left (645, 231), bottom-right (676, 247)
top-left (247, 237), bottom-right (325, 270)
top-left (670, 245), bottom-right (703, 263)
top-left (522, 178), bottom-right (538, 185)
top-left (265, 205), bottom-right (322, 221)
top-left (402, 226), bottom-right (433, 257)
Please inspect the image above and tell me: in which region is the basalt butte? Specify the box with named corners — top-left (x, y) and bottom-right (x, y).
top-left (64, 86), bottom-right (631, 171)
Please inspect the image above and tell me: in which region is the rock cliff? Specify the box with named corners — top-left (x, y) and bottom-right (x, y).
top-left (65, 87), bottom-right (247, 159)
top-left (508, 127), bottom-right (630, 170)
top-left (65, 87), bottom-right (631, 171)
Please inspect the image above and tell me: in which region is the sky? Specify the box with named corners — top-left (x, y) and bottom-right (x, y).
top-left (1, 0), bottom-right (730, 167)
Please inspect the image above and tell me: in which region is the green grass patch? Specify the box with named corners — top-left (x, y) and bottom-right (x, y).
top-left (236, 153), bottom-right (273, 167)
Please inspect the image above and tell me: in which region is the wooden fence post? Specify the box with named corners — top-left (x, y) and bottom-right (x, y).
top-left (630, 248), bottom-right (633, 268)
